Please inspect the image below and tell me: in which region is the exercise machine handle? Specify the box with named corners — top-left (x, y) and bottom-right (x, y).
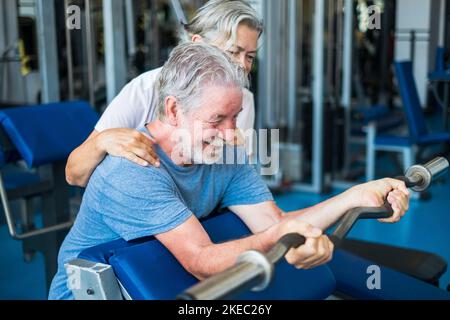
top-left (332, 157), bottom-right (448, 242)
top-left (177, 233), bottom-right (308, 300)
top-left (178, 157), bottom-right (448, 300)
top-left (266, 233), bottom-right (306, 263)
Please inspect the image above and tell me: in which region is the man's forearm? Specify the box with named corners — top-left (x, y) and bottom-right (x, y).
top-left (285, 188), bottom-right (356, 231)
top-left (186, 227), bottom-right (278, 280)
top-left (66, 132), bottom-right (106, 187)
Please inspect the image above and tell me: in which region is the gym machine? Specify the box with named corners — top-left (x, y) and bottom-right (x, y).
top-left (0, 101), bottom-right (99, 292)
top-left (66, 157), bottom-right (450, 300)
top-left (179, 157), bottom-right (449, 300)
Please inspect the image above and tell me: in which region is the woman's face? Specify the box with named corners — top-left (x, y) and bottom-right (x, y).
top-left (223, 23), bottom-right (259, 74)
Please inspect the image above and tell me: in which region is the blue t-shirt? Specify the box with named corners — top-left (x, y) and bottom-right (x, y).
top-left (48, 136), bottom-right (273, 300)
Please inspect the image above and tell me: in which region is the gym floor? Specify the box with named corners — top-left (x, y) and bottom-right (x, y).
top-left (1, 168), bottom-right (449, 300)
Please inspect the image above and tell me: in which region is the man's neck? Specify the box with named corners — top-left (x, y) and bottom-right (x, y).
top-left (145, 121), bottom-right (186, 166)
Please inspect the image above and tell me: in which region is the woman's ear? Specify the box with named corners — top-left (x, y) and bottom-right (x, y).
top-left (191, 34), bottom-right (203, 43)
top-left (164, 96), bottom-right (179, 126)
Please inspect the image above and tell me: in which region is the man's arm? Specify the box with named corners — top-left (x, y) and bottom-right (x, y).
top-left (155, 214), bottom-right (331, 280)
top-left (229, 178), bottom-right (410, 234)
top-left (228, 193), bottom-right (351, 234)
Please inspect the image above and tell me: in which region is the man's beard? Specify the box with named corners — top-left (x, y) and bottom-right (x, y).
top-left (170, 121), bottom-right (225, 165)
top-left (191, 137), bottom-right (224, 165)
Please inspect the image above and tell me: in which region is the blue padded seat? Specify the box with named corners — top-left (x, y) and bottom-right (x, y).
top-left (373, 132), bottom-right (450, 147)
top-left (79, 237), bottom-right (152, 265)
top-left (328, 250), bottom-right (450, 300)
top-left (434, 47), bottom-right (447, 72)
top-left (0, 165), bottom-right (41, 190)
top-left (80, 212), bottom-right (336, 300)
top-left (374, 135), bottom-right (411, 147)
top-left (417, 132), bottom-right (450, 144)
top-left (0, 101), bottom-right (99, 167)
top-left (428, 71), bottom-right (450, 81)
top-left (350, 105), bottom-right (405, 137)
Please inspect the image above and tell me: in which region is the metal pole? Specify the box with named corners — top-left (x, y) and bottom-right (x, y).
top-left (170, 0), bottom-right (187, 25)
top-left (296, 0), bottom-right (304, 145)
top-left (36, 0), bottom-right (60, 103)
top-left (272, 1), bottom-right (281, 127)
top-left (287, 0), bottom-right (297, 143)
top-left (257, 0), bottom-right (267, 131)
top-left (85, 0), bottom-right (96, 107)
top-left (65, 0), bottom-right (75, 100)
top-left (103, 0), bottom-right (127, 105)
top-left (341, 0), bottom-right (353, 179)
top-left (327, 0), bottom-right (335, 98)
top-left (279, 0), bottom-right (287, 128)
top-left (335, 0), bottom-right (344, 103)
top-left (410, 30), bottom-right (416, 66)
top-left (312, 0), bottom-right (325, 193)
top-left (379, 1), bottom-right (390, 105)
top-left (125, 0), bottom-right (137, 57)
top-left (341, 0), bottom-right (353, 108)
top-left (264, 0), bottom-right (275, 128)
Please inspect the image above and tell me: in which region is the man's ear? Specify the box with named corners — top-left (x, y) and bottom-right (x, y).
top-left (191, 34), bottom-right (203, 43)
top-left (164, 96), bottom-right (179, 126)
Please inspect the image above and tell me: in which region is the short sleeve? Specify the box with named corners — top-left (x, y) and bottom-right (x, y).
top-left (95, 69), bottom-right (161, 131)
top-left (220, 164), bottom-right (274, 209)
top-left (96, 159), bottom-right (193, 241)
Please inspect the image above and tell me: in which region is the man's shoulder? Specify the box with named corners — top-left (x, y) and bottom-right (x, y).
top-left (93, 155), bottom-right (175, 192)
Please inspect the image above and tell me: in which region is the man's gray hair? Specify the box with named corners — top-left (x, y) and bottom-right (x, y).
top-left (180, 0), bottom-right (263, 49)
top-left (156, 42), bottom-right (249, 120)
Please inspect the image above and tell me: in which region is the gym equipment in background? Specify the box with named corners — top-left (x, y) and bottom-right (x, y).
top-left (366, 61), bottom-right (450, 181)
top-left (0, 100), bottom-right (98, 291)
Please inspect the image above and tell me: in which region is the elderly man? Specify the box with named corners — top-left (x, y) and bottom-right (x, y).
top-left (49, 42), bottom-right (409, 300)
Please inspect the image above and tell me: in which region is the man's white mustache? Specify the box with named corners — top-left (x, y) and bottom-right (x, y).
top-left (207, 138), bottom-right (225, 147)
top-left (206, 130), bottom-right (244, 147)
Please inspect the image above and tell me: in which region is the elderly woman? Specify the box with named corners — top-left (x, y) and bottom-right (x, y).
top-left (65, 0), bottom-right (262, 187)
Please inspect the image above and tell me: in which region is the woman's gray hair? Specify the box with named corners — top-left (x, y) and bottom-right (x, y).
top-left (156, 42), bottom-right (248, 120)
top-left (179, 0), bottom-right (263, 49)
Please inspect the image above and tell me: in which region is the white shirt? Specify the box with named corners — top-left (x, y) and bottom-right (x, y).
top-left (95, 67), bottom-right (256, 133)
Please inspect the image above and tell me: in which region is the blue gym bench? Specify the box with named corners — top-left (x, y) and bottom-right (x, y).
top-left (0, 101), bottom-right (98, 290)
top-left (66, 159), bottom-right (450, 300)
top-left (67, 210), bottom-right (450, 300)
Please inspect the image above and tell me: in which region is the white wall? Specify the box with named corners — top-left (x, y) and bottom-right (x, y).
top-left (395, 0), bottom-right (431, 106)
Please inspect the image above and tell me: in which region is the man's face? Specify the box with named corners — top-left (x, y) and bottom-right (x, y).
top-left (175, 85), bottom-right (243, 164)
